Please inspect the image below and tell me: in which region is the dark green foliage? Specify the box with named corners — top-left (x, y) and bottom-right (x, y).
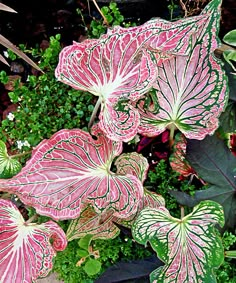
top-left (0, 35), bottom-right (95, 154)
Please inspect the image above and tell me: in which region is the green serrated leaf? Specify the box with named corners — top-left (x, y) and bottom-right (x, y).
top-left (78, 234), bottom-right (93, 251)
top-left (83, 258), bottom-right (101, 276)
top-left (0, 141), bottom-right (22, 178)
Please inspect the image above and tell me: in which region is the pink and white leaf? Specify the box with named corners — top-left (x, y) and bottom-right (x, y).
top-left (115, 152), bottom-right (149, 184)
top-left (132, 200), bottom-right (225, 282)
top-left (169, 133), bottom-right (196, 177)
top-left (137, 0), bottom-right (228, 140)
top-left (66, 205), bottom-right (120, 241)
top-left (0, 126), bottom-right (143, 220)
top-left (55, 14), bottom-right (208, 142)
top-left (0, 199), bottom-right (67, 283)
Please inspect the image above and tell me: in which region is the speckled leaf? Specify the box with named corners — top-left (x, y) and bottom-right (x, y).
top-left (0, 199), bottom-right (67, 283)
top-left (132, 200), bottom-right (225, 283)
top-left (0, 140), bottom-right (22, 178)
top-left (0, 126), bottom-right (143, 220)
top-left (137, 0), bottom-right (228, 140)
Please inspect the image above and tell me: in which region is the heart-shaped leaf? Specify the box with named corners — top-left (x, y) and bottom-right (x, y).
top-left (0, 125), bottom-right (143, 220)
top-left (0, 140), bottom-right (22, 178)
top-left (66, 152), bottom-right (164, 240)
top-left (137, 0), bottom-right (228, 140)
top-left (55, 13), bottom-right (208, 142)
top-left (132, 200), bottom-right (225, 283)
top-left (0, 199), bottom-right (67, 283)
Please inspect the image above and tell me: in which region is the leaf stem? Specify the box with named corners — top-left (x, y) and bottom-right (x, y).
top-left (10, 150), bottom-right (31, 159)
top-left (169, 124), bottom-right (176, 148)
top-left (91, 0), bottom-right (109, 26)
top-left (25, 214), bottom-right (38, 224)
top-left (88, 97), bottom-right (101, 130)
top-left (180, 205), bottom-right (185, 219)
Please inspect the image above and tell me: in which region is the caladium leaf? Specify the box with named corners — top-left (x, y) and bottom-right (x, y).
top-left (0, 199), bottom-right (67, 283)
top-left (55, 14), bottom-right (208, 142)
top-left (115, 152), bottom-right (149, 184)
top-left (0, 126), bottom-right (143, 220)
top-left (67, 152), bottom-right (164, 240)
top-left (169, 133), bottom-right (196, 178)
top-left (132, 200), bottom-right (225, 283)
top-left (66, 205), bottom-right (120, 241)
top-left (0, 140), bottom-right (22, 178)
top-left (137, 0), bottom-right (228, 140)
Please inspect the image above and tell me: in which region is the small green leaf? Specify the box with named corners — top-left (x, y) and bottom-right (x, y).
top-left (78, 234), bottom-right (93, 251)
top-left (83, 258), bottom-right (101, 276)
top-left (77, 249), bottom-right (89, 257)
top-left (223, 30), bottom-right (236, 47)
top-left (0, 141), bottom-right (22, 178)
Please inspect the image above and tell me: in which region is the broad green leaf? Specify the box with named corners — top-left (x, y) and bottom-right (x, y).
top-left (223, 29), bottom-right (236, 47)
top-left (132, 200), bottom-right (225, 283)
top-left (0, 125), bottom-right (143, 220)
top-left (0, 140), bottom-right (22, 178)
top-left (223, 50), bottom-right (236, 71)
top-left (83, 258), bottom-right (102, 276)
top-left (137, 0), bottom-right (228, 140)
top-left (0, 199), bottom-right (67, 283)
top-left (77, 249), bottom-right (90, 257)
top-left (78, 234), bottom-right (93, 251)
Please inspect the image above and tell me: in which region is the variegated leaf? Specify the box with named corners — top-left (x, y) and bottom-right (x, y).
top-left (0, 126), bottom-right (143, 220)
top-left (0, 199), bottom-right (67, 283)
top-left (55, 14), bottom-right (208, 142)
top-left (66, 205), bottom-right (120, 241)
top-left (169, 133), bottom-right (196, 177)
top-left (137, 0), bottom-right (228, 140)
top-left (67, 152), bottom-right (164, 240)
top-left (0, 140), bottom-right (22, 178)
top-left (115, 152), bottom-right (149, 184)
top-left (132, 200), bottom-right (225, 283)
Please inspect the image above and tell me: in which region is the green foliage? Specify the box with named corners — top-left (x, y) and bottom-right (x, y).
top-left (146, 159), bottom-right (197, 217)
top-left (216, 232), bottom-right (236, 282)
top-left (53, 235), bottom-right (152, 283)
top-left (0, 35), bottom-right (95, 156)
top-left (87, 2), bottom-right (136, 38)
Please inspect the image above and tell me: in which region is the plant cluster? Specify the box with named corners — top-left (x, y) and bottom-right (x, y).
top-left (0, 0), bottom-right (236, 282)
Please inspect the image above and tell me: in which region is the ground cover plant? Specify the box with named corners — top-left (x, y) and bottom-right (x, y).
top-left (0, 0), bottom-right (236, 282)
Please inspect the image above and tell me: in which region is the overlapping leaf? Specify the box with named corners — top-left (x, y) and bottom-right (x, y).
top-left (55, 14), bottom-right (208, 142)
top-left (0, 126), bottom-right (143, 220)
top-left (67, 152), bottom-right (164, 240)
top-left (169, 133), bottom-right (196, 178)
top-left (0, 140), bottom-right (22, 178)
top-left (132, 200), bottom-right (225, 283)
top-left (0, 199), bottom-right (67, 283)
top-left (137, 0), bottom-right (228, 140)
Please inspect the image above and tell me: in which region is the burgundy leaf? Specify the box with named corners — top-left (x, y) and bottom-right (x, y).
top-left (0, 199), bottom-right (67, 283)
top-left (0, 126), bottom-right (143, 220)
